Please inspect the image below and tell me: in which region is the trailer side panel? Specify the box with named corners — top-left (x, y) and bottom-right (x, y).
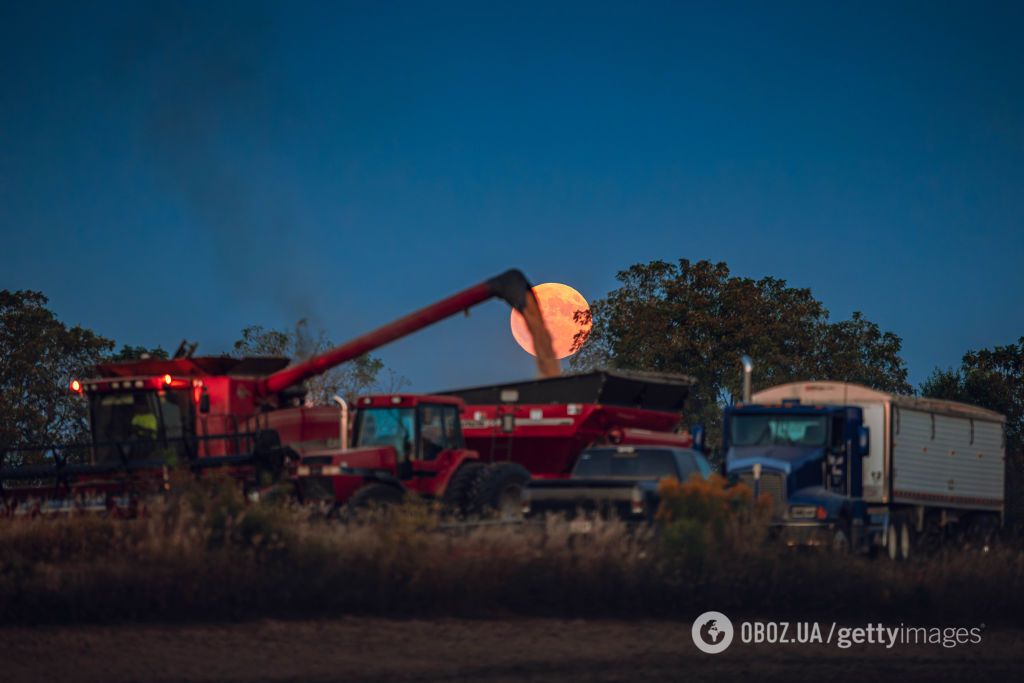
top-left (892, 408), bottom-right (1003, 510)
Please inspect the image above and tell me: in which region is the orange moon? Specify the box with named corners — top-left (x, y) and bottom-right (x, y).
top-left (510, 283), bottom-right (591, 359)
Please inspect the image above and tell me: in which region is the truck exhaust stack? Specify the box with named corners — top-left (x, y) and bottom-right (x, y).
top-left (741, 355), bottom-right (753, 403)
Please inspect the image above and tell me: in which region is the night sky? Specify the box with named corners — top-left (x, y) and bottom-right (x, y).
top-left (2, 1), bottom-right (1022, 392)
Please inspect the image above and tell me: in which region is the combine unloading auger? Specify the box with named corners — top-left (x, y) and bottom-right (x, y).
top-left (258, 268), bottom-right (560, 398)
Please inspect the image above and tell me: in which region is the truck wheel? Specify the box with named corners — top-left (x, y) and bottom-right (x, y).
top-left (469, 462), bottom-right (530, 519)
top-left (347, 483), bottom-right (404, 517)
top-left (442, 462), bottom-right (485, 516)
top-left (898, 521), bottom-right (914, 561)
top-left (886, 523), bottom-right (899, 561)
top-left (830, 520), bottom-right (851, 554)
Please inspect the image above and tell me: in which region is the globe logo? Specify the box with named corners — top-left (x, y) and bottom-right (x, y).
top-left (691, 611), bottom-right (734, 654)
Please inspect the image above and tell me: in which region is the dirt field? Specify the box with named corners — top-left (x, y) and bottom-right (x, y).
top-left (2, 618), bottom-right (1019, 683)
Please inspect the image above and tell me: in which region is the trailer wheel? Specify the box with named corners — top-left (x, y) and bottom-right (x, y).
top-left (965, 514), bottom-right (1000, 552)
top-left (917, 516), bottom-right (944, 557)
top-left (898, 521), bottom-right (914, 561)
top-left (469, 462), bottom-right (530, 519)
top-left (347, 483), bottom-right (404, 517)
top-left (442, 462), bottom-right (485, 516)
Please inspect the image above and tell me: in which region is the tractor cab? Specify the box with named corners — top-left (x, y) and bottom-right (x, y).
top-left (352, 394), bottom-right (466, 474)
top-left (296, 394), bottom-right (483, 507)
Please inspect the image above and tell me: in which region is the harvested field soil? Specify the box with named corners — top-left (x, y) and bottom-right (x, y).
top-left (1, 617), bottom-right (1020, 683)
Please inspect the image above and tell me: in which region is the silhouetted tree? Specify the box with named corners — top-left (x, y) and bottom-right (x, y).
top-left (108, 344), bottom-right (170, 361)
top-left (0, 290), bottom-right (113, 450)
top-left (233, 320), bottom-right (407, 404)
top-left (572, 259), bottom-right (911, 446)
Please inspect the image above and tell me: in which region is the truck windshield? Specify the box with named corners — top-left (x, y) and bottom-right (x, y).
top-left (730, 413), bottom-right (827, 447)
top-left (354, 407), bottom-right (415, 461)
top-left (573, 448), bottom-right (680, 479)
top-left (90, 390), bottom-right (194, 463)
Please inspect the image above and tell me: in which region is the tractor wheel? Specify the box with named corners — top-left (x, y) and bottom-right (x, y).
top-left (442, 462), bottom-right (485, 517)
top-left (469, 462), bottom-right (530, 519)
top-left (347, 483), bottom-right (404, 518)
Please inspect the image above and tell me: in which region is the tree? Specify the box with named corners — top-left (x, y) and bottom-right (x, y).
top-left (0, 290), bottom-right (113, 451)
top-left (108, 344), bottom-right (170, 361)
top-left (233, 320), bottom-right (407, 404)
top-left (571, 259), bottom-right (911, 447)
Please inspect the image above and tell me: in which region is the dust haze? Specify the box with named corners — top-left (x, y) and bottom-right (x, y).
top-left (106, 2), bottom-right (320, 324)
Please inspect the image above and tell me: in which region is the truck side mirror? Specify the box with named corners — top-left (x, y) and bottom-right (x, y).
top-left (199, 389), bottom-right (210, 414)
top-left (858, 426), bottom-right (870, 457)
top-left (691, 424), bottom-right (705, 452)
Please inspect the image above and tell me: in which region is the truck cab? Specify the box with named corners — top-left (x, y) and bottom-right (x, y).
top-left (724, 400), bottom-right (871, 548)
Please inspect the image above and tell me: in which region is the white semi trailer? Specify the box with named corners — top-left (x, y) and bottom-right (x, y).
top-left (724, 381), bottom-right (1005, 559)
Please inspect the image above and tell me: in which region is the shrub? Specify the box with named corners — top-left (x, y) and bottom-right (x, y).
top-left (0, 477), bottom-right (1022, 625)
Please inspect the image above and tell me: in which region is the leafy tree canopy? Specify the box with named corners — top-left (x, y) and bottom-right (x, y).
top-left (0, 290), bottom-right (113, 449)
top-left (233, 320), bottom-right (407, 404)
top-left (108, 344), bottom-right (170, 361)
top-left (571, 259), bottom-right (911, 446)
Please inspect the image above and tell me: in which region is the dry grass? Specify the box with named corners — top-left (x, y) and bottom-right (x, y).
top-left (1, 474), bottom-right (1021, 625)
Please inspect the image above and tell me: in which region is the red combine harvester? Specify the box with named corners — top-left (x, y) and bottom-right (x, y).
top-left (0, 270), bottom-right (558, 515)
top-left (293, 370), bottom-right (698, 516)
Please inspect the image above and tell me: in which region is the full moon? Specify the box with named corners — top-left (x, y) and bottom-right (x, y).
top-left (510, 283), bottom-right (591, 359)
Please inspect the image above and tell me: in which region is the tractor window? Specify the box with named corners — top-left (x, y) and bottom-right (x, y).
top-left (417, 405), bottom-right (445, 461)
top-left (730, 414), bottom-right (828, 447)
top-left (442, 405), bottom-right (463, 449)
top-left (354, 408), bottom-right (415, 462)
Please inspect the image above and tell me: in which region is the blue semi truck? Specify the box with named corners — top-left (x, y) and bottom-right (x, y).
top-left (724, 365), bottom-right (1005, 558)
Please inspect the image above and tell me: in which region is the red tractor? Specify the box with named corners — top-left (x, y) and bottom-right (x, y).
top-left (294, 370), bottom-right (700, 517)
top-left (296, 393), bottom-right (525, 515)
top-left (0, 270), bottom-right (558, 515)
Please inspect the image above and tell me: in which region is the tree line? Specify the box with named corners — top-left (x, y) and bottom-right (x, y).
top-left (2, 258), bottom-right (1021, 459)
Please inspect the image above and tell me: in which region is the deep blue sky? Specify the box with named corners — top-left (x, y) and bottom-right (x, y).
top-left (2, 1), bottom-right (1022, 392)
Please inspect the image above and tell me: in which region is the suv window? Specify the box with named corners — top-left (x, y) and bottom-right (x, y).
top-left (573, 448), bottom-right (680, 479)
